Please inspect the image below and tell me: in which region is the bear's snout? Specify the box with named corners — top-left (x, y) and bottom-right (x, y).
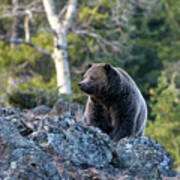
top-left (78, 81), bottom-right (83, 87)
top-left (78, 81), bottom-right (86, 89)
top-left (78, 81), bottom-right (95, 94)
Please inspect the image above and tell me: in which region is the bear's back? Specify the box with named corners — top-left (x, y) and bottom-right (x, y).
top-left (116, 67), bottom-right (143, 97)
top-left (115, 67), bottom-right (147, 115)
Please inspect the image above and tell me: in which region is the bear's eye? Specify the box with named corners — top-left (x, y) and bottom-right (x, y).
top-left (90, 76), bottom-right (96, 81)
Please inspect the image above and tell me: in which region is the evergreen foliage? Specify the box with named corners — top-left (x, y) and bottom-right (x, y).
top-left (146, 65), bottom-right (180, 170)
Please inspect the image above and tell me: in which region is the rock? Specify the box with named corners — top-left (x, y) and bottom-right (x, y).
top-left (29, 125), bottom-right (113, 168)
top-left (163, 176), bottom-right (180, 180)
top-left (116, 137), bottom-right (175, 179)
top-left (32, 105), bottom-right (51, 115)
top-left (0, 106), bottom-right (21, 116)
top-left (0, 106), bottom-right (33, 136)
top-left (50, 98), bottom-right (84, 121)
top-left (0, 101), bottom-right (178, 179)
top-left (0, 118), bottom-right (65, 179)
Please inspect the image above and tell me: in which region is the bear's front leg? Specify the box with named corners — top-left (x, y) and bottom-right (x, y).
top-left (110, 120), bottom-right (134, 141)
top-left (83, 97), bottom-right (112, 134)
top-left (109, 106), bottom-right (135, 142)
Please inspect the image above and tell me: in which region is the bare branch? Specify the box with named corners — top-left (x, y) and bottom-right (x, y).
top-left (26, 0), bottom-right (42, 9)
top-left (0, 9), bottom-right (44, 19)
top-left (0, 1), bottom-right (44, 19)
top-left (73, 30), bottom-right (120, 53)
top-left (63, 0), bottom-right (78, 31)
top-left (42, 0), bottom-right (61, 34)
top-left (0, 36), bottom-right (51, 56)
top-left (0, 11), bottom-right (25, 19)
top-left (58, 6), bottom-right (67, 19)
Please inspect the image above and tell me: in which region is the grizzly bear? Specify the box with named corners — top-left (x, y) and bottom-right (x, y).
top-left (78, 63), bottom-right (147, 142)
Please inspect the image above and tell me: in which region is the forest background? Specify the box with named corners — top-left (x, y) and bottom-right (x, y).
top-left (0, 0), bottom-right (179, 171)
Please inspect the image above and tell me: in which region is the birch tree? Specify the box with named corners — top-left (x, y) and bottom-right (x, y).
top-left (11, 0), bottom-right (24, 48)
top-left (42, 0), bottom-right (78, 94)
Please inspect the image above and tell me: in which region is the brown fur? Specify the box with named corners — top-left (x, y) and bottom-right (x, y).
top-left (78, 63), bottom-right (147, 142)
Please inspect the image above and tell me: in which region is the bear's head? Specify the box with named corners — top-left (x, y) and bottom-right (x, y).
top-left (78, 63), bottom-right (112, 95)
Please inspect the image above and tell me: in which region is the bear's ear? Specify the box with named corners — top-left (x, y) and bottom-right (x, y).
top-left (86, 63), bottom-right (92, 69)
top-left (104, 63), bottom-right (111, 72)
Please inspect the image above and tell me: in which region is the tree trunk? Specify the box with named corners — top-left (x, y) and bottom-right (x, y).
top-left (42, 0), bottom-right (77, 94)
top-left (43, 0), bottom-right (77, 94)
top-left (24, 10), bottom-right (31, 42)
top-left (11, 0), bottom-right (19, 48)
top-left (53, 33), bottom-right (71, 94)
top-left (11, 0), bottom-right (24, 48)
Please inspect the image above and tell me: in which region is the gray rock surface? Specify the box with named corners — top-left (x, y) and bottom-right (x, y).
top-left (0, 100), bottom-right (177, 179)
top-left (0, 118), bottom-right (63, 179)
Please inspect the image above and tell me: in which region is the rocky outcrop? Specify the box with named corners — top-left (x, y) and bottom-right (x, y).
top-left (0, 100), bottom-right (177, 179)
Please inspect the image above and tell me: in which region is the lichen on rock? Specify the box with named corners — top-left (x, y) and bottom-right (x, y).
top-left (0, 100), bottom-right (177, 179)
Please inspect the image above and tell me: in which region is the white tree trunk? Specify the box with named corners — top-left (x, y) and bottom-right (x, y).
top-left (53, 33), bottom-right (71, 94)
top-left (11, 0), bottom-right (20, 48)
top-left (42, 0), bottom-right (77, 94)
top-left (24, 10), bottom-right (31, 42)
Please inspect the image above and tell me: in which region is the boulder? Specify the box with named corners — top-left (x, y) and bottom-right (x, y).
top-left (0, 101), bottom-right (177, 179)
